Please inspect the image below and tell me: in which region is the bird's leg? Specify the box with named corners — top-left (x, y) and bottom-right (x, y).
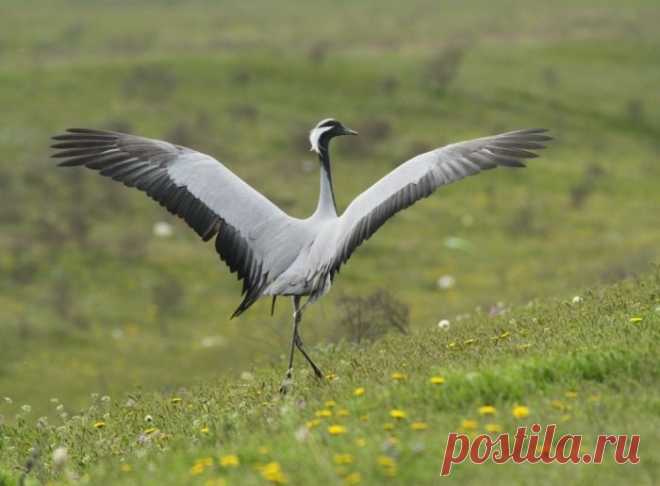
top-left (279, 296), bottom-right (302, 394)
top-left (294, 327), bottom-right (324, 379)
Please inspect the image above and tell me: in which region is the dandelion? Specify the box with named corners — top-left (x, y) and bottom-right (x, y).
top-left (344, 472), bottom-right (362, 485)
top-left (326, 372), bottom-right (338, 382)
top-left (512, 405), bottom-right (530, 419)
top-left (190, 463), bottom-right (205, 476)
top-left (93, 421), bottom-right (106, 429)
top-left (391, 372), bottom-right (406, 381)
top-left (260, 462), bottom-right (288, 484)
top-left (52, 447), bottom-right (68, 468)
top-left (437, 319), bottom-right (451, 330)
top-left (306, 419), bottom-right (321, 429)
top-left (353, 387), bottom-right (365, 397)
top-left (485, 423), bottom-right (502, 434)
top-left (220, 454), bottom-right (239, 468)
top-left (389, 409), bottom-right (407, 420)
top-left (328, 424), bottom-right (347, 435)
top-left (337, 409), bottom-right (350, 417)
top-left (478, 405), bottom-right (496, 416)
top-left (315, 409), bottom-right (332, 418)
top-left (333, 453), bottom-right (354, 465)
top-left (430, 376), bottom-right (445, 385)
top-left (325, 400), bottom-right (337, 408)
top-left (170, 397), bottom-right (182, 404)
top-left (461, 419), bottom-right (478, 430)
top-left (377, 456), bottom-right (397, 477)
top-left (410, 421), bottom-right (428, 431)
top-left (200, 426), bottom-right (210, 434)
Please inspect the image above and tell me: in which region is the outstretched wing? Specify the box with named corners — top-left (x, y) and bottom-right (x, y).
top-left (325, 128), bottom-right (552, 276)
top-left (52, 129), bottom-right (301, 316)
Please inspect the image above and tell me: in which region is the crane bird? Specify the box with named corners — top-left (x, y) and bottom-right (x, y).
top-left (52, 119), bottom-right (551, 392)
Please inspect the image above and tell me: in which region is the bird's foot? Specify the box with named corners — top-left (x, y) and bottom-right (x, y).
top-left (279, 368), bottom-right (293, 395)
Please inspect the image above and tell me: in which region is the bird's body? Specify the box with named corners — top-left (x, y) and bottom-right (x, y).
top-left (53, 118), bottom-right (551, 391)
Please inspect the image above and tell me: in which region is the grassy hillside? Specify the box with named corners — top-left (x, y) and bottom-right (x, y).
top-left (1, 270), bottom-right (658, 484)
top-left (0, 0), bottom-right (659, 450)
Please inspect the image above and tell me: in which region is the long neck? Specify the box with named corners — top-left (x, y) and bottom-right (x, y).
top-left (314, 148), bottom-right (338, 217)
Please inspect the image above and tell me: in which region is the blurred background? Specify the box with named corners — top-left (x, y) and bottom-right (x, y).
top-left (1, 0), bottom-right (658, 416)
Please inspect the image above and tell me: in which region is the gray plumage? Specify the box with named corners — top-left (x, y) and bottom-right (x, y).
top-left (52, 119), bottom-right (551, 390)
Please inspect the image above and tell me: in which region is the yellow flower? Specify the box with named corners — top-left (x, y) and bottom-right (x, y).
top-left (512, 405), bottom-right (530, 419)
top-left (144, 427), bottom-right (158, 435)
top-left (326, 372), bottom-right (338, 382)
top-left (333, 453), bottom-right (354, 465)
top-left (344, 472), bottom-right (362, 485)
top-left (478, 405), bottom-right (496, 416)
top-left (383, 423), bottom-right (395, 431)
top-left (499, 331), bottom-right (510, 339)
top-left (463, 338), bottom-right (476, 345)
top-left (629, 316), bottom-right (643, 323)
top-left (410, 421), bottom-right (428, 431)
top-left (306, 419), bottom-right (321, 429)
top-left (565, 390), bottom-right (578, 399)
top-left (120, 464), bottom-right (132, 473)
top-left (430, 376), bottom-right (445, 385)
top-left (391, 372), bottom-right (406, 381)
top-left (328, 424), bottom-right (347, 435)
top-left (447, 342), bottom-right (457, 349)
top-left (199, 457), bottom-right (213, 467)
top-left (190, 463), bottom-right (205, 476)
top-left (353, 387), bottom-right (365, 397)
top-left (260, 462), bottom-right (288, 484)
top-left (337, 409), bottom-right (350, 417)
top-left (170, 397), bottom-right (182, 404)
top-left (258, 446), bottom-right (270, 455)
top-left (219, 454), bottom-right (239, 468)
top-left (377, 456), bottom-right (397, 477)
top-left (389, 409), bottom-right (407, 420)
top-left (461, 419), bottom-right (478, 430)
top-left (204, 479), bottom-right (227, 486)
top-left (200, 426), bottom-right (210, 434)
top-left (550, 399), bottom-right (566, 410)
top-left (93, 421), bottom-right (106, 429)
top-left (315, 409), bottom-right (332, 418)
top-left (355, 437), bottom-right (366, 447)
top-left (485, 423), bottom-right (502, 434)
top-left (325, 400), bottom-right (337, 408)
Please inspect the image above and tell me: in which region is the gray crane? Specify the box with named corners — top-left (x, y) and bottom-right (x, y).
top-left (52, 119), bottom-right (551, 392)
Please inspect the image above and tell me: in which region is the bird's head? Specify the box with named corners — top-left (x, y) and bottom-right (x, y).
top-left (309, 118), bottom-right (358, 155)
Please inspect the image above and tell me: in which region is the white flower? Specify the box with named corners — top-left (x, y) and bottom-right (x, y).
top-left (294, 425), bottom-right (309, 442)
top-left (153, 221), bottom-right (173, 238)
top-left (200, 335), bottom-right (226, 348)
top-left (52, 447), bottom-right (68, 468)
top-left (240, 371), bottom-right (254, 381)
top-left (572, 296), bottom-right (583, 304)
top-left (437, 319), bottom-right (450, 330)
top-left (21, 404), bottom-right (31, 414)
top-left (436, 275), bottom-right (456, 290)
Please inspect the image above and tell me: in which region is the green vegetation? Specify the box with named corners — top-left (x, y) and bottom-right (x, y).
top-left (0, 0), bottom-right (659, 483)
top-left (1, 270), bottom-right (658, 484)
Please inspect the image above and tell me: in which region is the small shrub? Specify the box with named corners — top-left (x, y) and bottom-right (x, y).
top-left (335, 289), bottom-right (409, 344)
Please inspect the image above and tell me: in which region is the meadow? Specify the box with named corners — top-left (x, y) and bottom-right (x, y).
top-left (0, 0), bottom-right (659, 484)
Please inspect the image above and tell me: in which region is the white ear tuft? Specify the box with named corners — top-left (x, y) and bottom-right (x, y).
top-left (309, 125), bottom-right (333, 154)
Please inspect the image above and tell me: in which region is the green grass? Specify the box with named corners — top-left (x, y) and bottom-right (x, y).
top-left (1, 270), bottom-right (658, 484)
top-left (0, 1), bottom-right (659, 483)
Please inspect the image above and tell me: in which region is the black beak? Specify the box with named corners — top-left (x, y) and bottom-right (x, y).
top-left (342, 127), bottom-right (358, 136)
